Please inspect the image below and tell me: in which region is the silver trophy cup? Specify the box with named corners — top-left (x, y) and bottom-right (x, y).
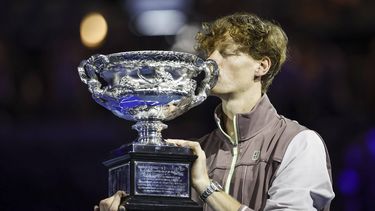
top-left (78, 51), bottom-right (218, 145)
top-left (78, 51), bottom-right (218, 211)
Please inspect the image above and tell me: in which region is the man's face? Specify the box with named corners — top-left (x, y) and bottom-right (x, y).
top-left (207, 38), bottom-right (261, 97)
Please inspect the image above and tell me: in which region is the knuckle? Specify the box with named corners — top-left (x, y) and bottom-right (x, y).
top-left (94, 205), bottom-right (99, 211)
top-left (192, 142), bottom-right (200, 147)
top-left (99, 199), bottom-right (110, 206)
top-left (195, 144), bottom-right (203, 151)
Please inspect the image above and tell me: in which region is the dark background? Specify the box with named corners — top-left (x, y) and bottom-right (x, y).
top-left (1, 0), bottom-right (375, 210)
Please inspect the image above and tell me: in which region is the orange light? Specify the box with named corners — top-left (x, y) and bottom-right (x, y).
top-left (80, 12), bottom-right (108, 48)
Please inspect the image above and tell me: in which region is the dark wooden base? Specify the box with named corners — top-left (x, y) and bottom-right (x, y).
top-left (122, 195), bottom-right (202, 211)
top-left (103, 143), bottom-right (203, 211)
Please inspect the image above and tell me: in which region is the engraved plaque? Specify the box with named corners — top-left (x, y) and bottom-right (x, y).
top-left (134, 161), bottom-right (190, 198)
top-left (108, 163), bottom-right (130, 196)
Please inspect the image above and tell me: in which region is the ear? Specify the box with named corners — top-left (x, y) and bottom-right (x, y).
top-left (255, 57), bottom-right (271, 77)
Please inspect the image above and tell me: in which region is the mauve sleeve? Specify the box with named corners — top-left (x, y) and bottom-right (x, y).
top-left (263, 130), bottom-right (335, 210)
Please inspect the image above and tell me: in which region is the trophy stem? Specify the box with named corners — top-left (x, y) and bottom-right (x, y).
top-left (132, 120), bottom-right (168, 145)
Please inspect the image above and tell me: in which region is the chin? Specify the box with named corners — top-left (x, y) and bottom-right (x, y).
top-left (210, 88), bottom-right (227, 97)
top-left (210, 87), bottom-right (220, 95)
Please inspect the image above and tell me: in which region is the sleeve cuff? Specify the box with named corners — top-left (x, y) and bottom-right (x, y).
top-left (238, 205), bottom-right (254, 211)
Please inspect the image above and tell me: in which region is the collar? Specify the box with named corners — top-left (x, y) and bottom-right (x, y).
top-left (214, 94), bottom-right (279, 142)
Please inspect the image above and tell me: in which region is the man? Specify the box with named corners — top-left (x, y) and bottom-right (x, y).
top-left (96, 12), bottom-right (334, 211)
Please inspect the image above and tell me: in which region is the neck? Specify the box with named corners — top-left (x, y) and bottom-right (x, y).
top-left (218, 86), bottom-right (262, 140)
top-left (221, 89), bottom-right (262, 120)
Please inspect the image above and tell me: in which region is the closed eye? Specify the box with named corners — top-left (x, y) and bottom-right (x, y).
top-left (220, 51), bottom-right (238, 57)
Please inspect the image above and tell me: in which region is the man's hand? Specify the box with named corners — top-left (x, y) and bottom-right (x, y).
top-left (166, 139), bottom-right (210, 194)
top-left (94, 191), bottom-right (127, 211)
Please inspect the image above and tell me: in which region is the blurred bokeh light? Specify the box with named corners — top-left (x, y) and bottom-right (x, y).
top-left (135, 10), bottom-right (186, 36)
top-left (80, 12), bottom-right (108, 48)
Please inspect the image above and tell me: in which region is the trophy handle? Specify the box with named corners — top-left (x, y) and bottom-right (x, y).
top-left (78, 54), bottom-right (109, 84)
top-left (190, 59), bottom-right (218, 108)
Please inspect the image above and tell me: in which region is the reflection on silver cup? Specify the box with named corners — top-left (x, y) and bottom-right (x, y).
top-left (78, 51), bottom-right (218, 145)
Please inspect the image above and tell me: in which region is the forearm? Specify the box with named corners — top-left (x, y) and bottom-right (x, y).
top-left (205, 191), bottom-right (242, 211)
top-left (195, 180), bottom-right (243, 211)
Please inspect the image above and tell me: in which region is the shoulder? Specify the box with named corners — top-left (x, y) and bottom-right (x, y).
top-left (278, 130), bottom-right (329, 176)
top-left (279, 115), bottom-right (307, 133)
top-left (287, 130), bottom-right (326, 157)
top-left (274, 129), bottom-right (332, 182)
top-left (270, 116), bottom-right (309, 161)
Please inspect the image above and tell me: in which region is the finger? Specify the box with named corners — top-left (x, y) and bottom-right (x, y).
top-left (187, 141), bottom-right (202, 153)
top-left (94, 205), bottom-right (99, 211)
top-left (109, 191), bottom-right (127, 211)
top-left (173, 140), bottom-right (201, 152)
top-left (166, 139), bottom-right (203, 155)
top-left (166, 139), bottom-right (193, 146)
top-left (99, 197), bottom-right (113, 211)
top-left (166, 139), bottom-right (190, 148)
top-left (165, 139), bottom-right (182, 145)
top-left (166, 139), bottom-right (189, 148)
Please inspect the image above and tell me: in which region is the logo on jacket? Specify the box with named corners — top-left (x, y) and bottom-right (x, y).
top-left (252, 150), bottom-right (260, 161)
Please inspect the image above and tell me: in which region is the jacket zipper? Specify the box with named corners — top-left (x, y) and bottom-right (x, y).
top-left (224, 115), bottom-right (239, 193)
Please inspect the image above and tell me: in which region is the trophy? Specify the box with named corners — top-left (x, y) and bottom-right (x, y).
top-left (78, 51), bottom-right (218, 211)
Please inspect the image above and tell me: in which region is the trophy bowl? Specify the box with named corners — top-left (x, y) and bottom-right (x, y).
top-left (78, 51), bottom-right (218, 145)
